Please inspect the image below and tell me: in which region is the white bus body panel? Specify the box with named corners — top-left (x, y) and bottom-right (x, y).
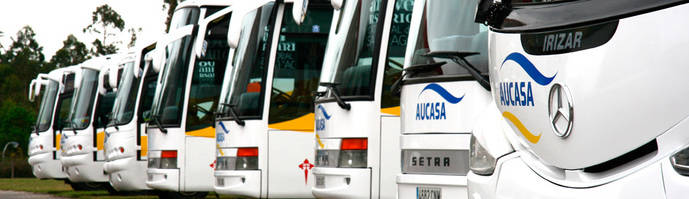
top-left (469, 2), bottom-right (689, 199)
top-left (28, 68), bottom-right (74, 179)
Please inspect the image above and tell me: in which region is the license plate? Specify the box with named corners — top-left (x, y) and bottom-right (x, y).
top-left (316, 176), bottom-right (325, 188)
top-left (417, 187), bottom-right (441, 199)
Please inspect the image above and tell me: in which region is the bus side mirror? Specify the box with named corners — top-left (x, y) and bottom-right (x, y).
top-left (292, 0), bottom-right (309, 25)
top-left (108, 65), bottom-right (119, 90)
top-left (227, 13), bottom-right (243, 49)
top-left (29, 79), bottom-right (37, 102)
top-left (73, 71), bottom-right (82, 90)
top-left (152, 49), bottom-right (164, 73)
top-left (98, 70), bottom-right (108, 95)
top-left (474, 0), bottom-right (511, 27)
top-left (331, 0), bottom-right (343, 10)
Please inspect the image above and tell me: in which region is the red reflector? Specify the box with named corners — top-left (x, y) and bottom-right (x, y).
top-left (341, 138), bottom-right (367, 150)
top-left (119, 147), bottom-right (124, 153)
top-left (237, 148), bottom-right (258, 157)
top-left (161, 150), bottom-right (177, 158)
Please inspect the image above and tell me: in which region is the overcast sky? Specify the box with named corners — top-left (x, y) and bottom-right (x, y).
top-left (0, 0), bottom-right (167, 60)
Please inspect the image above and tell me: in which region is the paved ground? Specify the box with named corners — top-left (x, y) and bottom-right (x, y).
top-left (0, 190), bottom-right (67, 199)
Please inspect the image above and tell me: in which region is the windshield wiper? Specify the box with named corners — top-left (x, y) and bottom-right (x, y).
top-left (149, 115), bottom-right (168, 133)
top-left (219, 103), bottom-right (245, 126)
top-left (319, 82), bottom-right (351, 110)
top-left (69, 121), bottom-right (78, 134)
top-left (390, 61), bottom-right (448, 95)
top-left (423, 51), bottom-right (490, 91)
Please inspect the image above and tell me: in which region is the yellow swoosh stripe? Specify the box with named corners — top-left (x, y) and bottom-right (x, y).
top-left (216, 144), bottom-right (225, 156)
top-left (186, 126), bottom-right (215, 138)
top-left (381, 106), bottom-right (400, 116)
top-left (315, 133), bottom-right (324, 149)
top-left (502, 111), bottom-right (541, 144)
top-left (268, 113), bottom-right (315, 132)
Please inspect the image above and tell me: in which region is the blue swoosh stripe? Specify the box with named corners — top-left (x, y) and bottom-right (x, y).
top-left (418, 83), bottom-right (464, 104)
top-left (317, 105), bottom-right (332, 120)
top-left (219, 122), bottom-right (229, 134)
top-left (501, 52), bottom-right (556, 86)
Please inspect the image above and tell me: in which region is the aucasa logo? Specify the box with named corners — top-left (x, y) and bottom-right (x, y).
top-left (315, 105), bottom-right (331, 131)
top-left (416, 83), bottom-right (464, 120)
top-left (499, 52), bottom-right (557, 144)
top-left (499, 52), bottom-right (556, 107)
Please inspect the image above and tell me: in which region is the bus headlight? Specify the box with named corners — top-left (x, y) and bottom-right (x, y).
top-left (216, 156), bottom-right (235, 170)
top-left (234, 148), bottom-right (259, 170)
top-left (670, 147), bottom-right (689, 176)
top-left (314, 138), bottom-right (368, 168)
top-left (148, 150), bottom-right (177, 169)
top-left (216, 148), bottom-right (259, 170)
top-left (470, 135), bottom-right (496, 176)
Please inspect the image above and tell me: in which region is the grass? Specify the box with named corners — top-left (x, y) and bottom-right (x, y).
top-left (0, 178), bottom-right (237, 199)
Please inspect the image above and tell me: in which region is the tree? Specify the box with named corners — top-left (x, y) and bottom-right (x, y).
top-left (49, 34), bottom-right (90, 68)
top-left (163, 0), bottom-right (181, 32)
top-left (83, 4), bottom-right (125, 56)
top-left (0, 26), bottom-right (44, 103)
top-left (127, 27), bottom-right (142, 48)
top-left (4, 26), bottom-right (44, 65)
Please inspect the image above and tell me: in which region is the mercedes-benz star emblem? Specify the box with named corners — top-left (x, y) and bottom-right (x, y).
top-left (548, 83), bottom-right (574, 138)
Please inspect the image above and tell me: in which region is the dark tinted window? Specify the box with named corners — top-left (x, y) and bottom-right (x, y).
top-left (138, 69), bottom-right (157, 123)
top-left (220, 4), bottom-right (276, 119)
top-left (381, 0), bottom-right (413, 109)
top-left (331, 0), bottom-right (381, 98)
top-left (186, 13), bottom-right (231, 131)
top-left (36, 80), bottom-right (59, 132)
top-left (94, 91), bottom-right (116, 129)
top-left (152, 36), bottom-right (193, 126)
top-left (268, 4), bottom-right (332, 125)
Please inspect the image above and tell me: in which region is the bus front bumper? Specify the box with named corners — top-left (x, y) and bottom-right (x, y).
top-left (146, 168), bottom-right (180, 191)
top-left (214, 170), bottom-right (262, 198)
top-left (311, 167), bottom-right (371, 199)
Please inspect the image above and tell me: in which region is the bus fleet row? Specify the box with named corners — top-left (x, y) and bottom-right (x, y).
top-left (26, 0), bottom-right (689, 198)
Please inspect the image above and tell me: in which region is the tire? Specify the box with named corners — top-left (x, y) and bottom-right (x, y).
top-left (66, 181), bottom-right (106, 191)
top-left (159, 191), bottom-right (209, 199)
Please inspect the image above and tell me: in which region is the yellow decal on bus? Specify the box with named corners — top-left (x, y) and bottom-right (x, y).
top-left (381, 106), bottom-right (401, 116)
top-left (55, 134), bottom-right (61, 150)
top-left (97, 132), bottom-right (105, 150)
top-left (268, 113), bottom-right (315, 132)
top-left (140, 135), bottom-right (148, 157)
top-left (186, 126), bottom-right (216, 138)
top-left (502, 111), bottom-right (541, 144)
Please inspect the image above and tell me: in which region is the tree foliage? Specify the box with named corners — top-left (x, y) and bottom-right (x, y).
top-left (49, 34), bottom-right (90, 68)
top-left (83, 4), bottom-right (125, 56)
top-left (0, 26), bottom-right (44, 153)
top-left (163, 0), bottom-right (181, 32)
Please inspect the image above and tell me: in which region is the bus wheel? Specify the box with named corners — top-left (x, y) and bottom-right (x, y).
top-left (159, 191), bottom-right (208, 199)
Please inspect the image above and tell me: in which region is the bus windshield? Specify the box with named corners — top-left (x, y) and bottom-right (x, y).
top-left (150, 35), bottom-right (194, 127)
top-left (68, 69), bottom-right (99, 130)
top-left (169, 7), bottom-right (200, 32)
top-left (268, 3), bottom-right (332, 125)
top-left (111, 61), bottom-right (139, 126)
top-left (405, 0), bottom-right (488, 79)
top-left (36, 80), bottom-right (59, 132)
top-left (185, 12), bottom-right (231, 132)
top-left (219, 3), bottom-right (275, 119)
top-left (319, 0), bottom-right (382, 100)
